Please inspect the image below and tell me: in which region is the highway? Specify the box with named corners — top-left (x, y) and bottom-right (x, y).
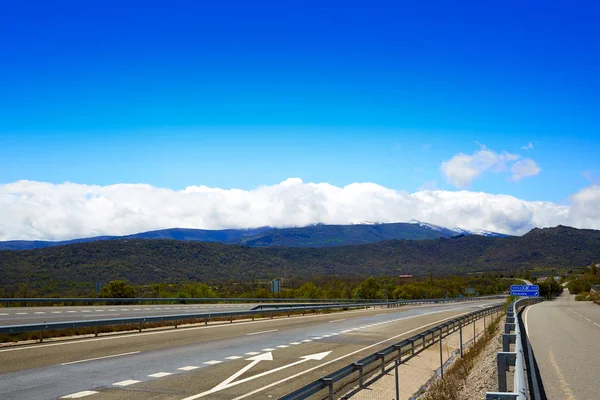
top-left (0, 299), bottom-right (501, 400)
top-left (525, 289), bottom-right (600, 400)
top-left (0, 304), bottom-right (261, 325)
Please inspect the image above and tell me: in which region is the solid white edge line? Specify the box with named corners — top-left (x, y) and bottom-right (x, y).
top-left (60, 351), bottom-right (141, 365)
top-left (112, 379), bottom-right (140, 386)
top-left (523, 302), bottom-right (541, 334)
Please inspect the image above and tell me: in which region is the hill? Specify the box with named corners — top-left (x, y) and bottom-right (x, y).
top-left (0, 222), bottom-right (503, 251)
top-left (0, 225), bottom-right (598, 294)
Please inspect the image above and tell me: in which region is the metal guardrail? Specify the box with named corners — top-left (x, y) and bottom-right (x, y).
top-left (0, 295), bottom-right (506, 306)
top-left (486, 297), bottom-right (543, 400)
top-left (0, 296), bottom-right (505, 342)
top-left (280, 303), bottom-right (504, 400)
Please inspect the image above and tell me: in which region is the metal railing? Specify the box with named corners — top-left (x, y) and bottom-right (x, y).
top-left (486, 297), bottom-right (543, 400)
top-left (280, 303), bottom-right (504, 400)
top-left (0, 296), bottom-right (503, 341)
top-left (0, 295), bottom-right (505, 307)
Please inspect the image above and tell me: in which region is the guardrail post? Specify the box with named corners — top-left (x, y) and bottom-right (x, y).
top-left (95, 325), bottom-right (99, 337)
top-left (139, 321), bottom-right (143, 332)
top-left (354, 362), bottom-right (364, 387)
top-left (394, 344), bottom-right (402, 363)
top-left (459, 321), bottom-right (463, 357)
top-left (322, 377), bottom-right (334, 400)
top-left (252, 313), bottom-right (255, 321)
top-left (205, 317), bottom-right (208, 325)
top-left (230, 315), bottom-right (233, 323)
top-left (377, 352), bottom-right (385, 375)
top-left (439, 328), bottom-right (444, 379)
top-left (497, 353), bottom-right (508, 392)
top-left (39, 329), bottom-right (43, 343)
top-left (394, 359), bottom-right (400, 400)
top-left (409, 339), bottom-right (415, 355)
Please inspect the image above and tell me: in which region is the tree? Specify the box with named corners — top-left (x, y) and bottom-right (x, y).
top-left (99, 280), bottom-right (135, 298)
top-left (355, 277), bottom-right (381, 299)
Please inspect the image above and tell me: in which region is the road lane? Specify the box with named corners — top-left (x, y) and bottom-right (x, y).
top-left (0, 300), bottom-right (502, 400)
top-left (0, 303), bottom-right (260, 325)
top-left (526, 289), bottom-right (600, 400)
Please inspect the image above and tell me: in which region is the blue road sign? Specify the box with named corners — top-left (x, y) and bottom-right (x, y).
top-left (510, 284), bottom-right (539, 291)
top-left (510, 290), bottom-right (539, 297)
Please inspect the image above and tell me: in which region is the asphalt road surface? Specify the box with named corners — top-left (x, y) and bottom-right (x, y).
top-left (525, 289), bottom-right (600, 400)
top-left (0, 300), bottom-right (501, 400)
top-left (0, 304), bottom-right (261, 325)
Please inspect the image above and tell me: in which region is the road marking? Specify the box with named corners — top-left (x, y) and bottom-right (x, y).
top-left (322, 334), bottom-right (331, 338)
top-left (594, 323), bottom-right (600, 328)
top-left (0, 313), bottom-right (8, 315)
top-left (523, 302), bottom-right (542, 334)
top-left (225, 356), bottom-right (243, 360)
top-left (204, 360), bottom-right (222, 365)
top-left (149, 372), bottom-right (172, 378)
top-left (16, 312), bottom-right (27, 315)
top-left (231, 311), bottom-right (473, 400)
top-left (60, 390), bottom-right (99, 398)
top-left (60, 351), bottom-right (141, 365)
top-left (276, 345), bottom-right (289, 348)
top-left (183, 352), bottom-right (330, 399)
top-left (289, 342), bottom-right (301, 345)
top-left (67, 311), bottom-right (76, 313)
top-left (179, 366), bottom-right (199, 371)
top-left (245, 352), bottom-right (260, 355)
top-left (212, 352), bottom-right (273, 391)
top-left (246, 329), bottom-right (278, 336)
top-left (81, 310), bottom-right (91, 313)
top-left (313, 337), bottom-right (322, 340)
top-left (113, 380), bottom-right (140, 386)
top-left (548, 350), bottom-right (576, 400)
top-left (51, 311), bottom-right (62, 314)
top-left (302, 339), bottom-right (312, 342)
top-left (34, 312), bottom-right (45, 314)
top-left (329, 319), bottom-right (346, 323)
top-left (585, 317), bottom-right (592, 322)
top-left (261, 348), bottom-right (276, 351)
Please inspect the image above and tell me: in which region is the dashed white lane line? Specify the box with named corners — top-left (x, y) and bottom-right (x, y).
top-left (113, 380), bottom-right (140, 387)
top-left (51, 311), bottom-right (62, 314)
top-left (329, 319), bottom-right (347, 323)
top-left (225, 356), bottom-right (243, 360)
top-left (322, 334), bottom-right (331, 338)
top-left (289, 342), bottom-right (301, 345)
top-left (245, 352), bottom-right (260, 356)
top-left (67, 311), bottom-right (77, 313)
top-left (246, 329), bottom-right (278, 336)
top-left (60, 390), bottom-right (99, 398)
top-left (585, 317), bottom-right (592, 322)
top-left (0, 313), bottom-right (8, 315)
top-left (60, 351), bottom-right (141, 365)
top-left (261, 348), bottom-right (276, 351)
top-left (313, 337), bottom-right (322, 340)
top-left (302, 339), bottom-right (312, 343)
top-left (276, 345), bottom-right (289, 348)
top-left (149, 372), bottom-right (172, 378)
top-left (34, 312), bottom-right (45, 314)
top-left (204, 360), bottom-right (222, 365)
top-left (81, 310), bottom-right (91, 313)
top-left (16, 312), bottom-right (27, 315)
top-left (179, 366), bottom-right (200, 371)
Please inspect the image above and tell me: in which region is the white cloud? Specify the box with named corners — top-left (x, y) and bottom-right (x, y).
top-left (418, 180), bottom-right (438, 191)
top-left (1, 178), bottom-right (599, 240)
top-left (521, 142), bottom-right (534, 150)
top-left (440, 145), bottom-right (521, 188)
top-left (510, 159), bottom-right (541, 181)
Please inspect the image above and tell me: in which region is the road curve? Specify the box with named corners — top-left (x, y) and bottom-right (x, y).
top-left (525, 289), bottom-right (600, 400)
top-left (0, 300), bottom-right (501, 400)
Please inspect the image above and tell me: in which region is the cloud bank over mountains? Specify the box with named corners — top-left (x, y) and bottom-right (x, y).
top-left (1, 179), bottom-right (599, 241)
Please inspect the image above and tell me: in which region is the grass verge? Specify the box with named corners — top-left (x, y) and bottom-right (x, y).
top-left (419, 311), bottom-right (503, 400)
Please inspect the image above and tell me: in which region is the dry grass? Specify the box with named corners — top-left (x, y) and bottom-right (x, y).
top-left (420, 313), bottom-right (503, 400)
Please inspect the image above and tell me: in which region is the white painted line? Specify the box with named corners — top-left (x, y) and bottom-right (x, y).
top-left (0, 313), bottom-right (8, 315)
top-left (179, 366), bottom-right (200, 371)
top-left (51, 311), bottom-right (62, 314)
top-left (261, 348), bottom-right (276, 351)
top-left (225, 356), bottom-right (243, 360)
top-left (523, 302), bottom-right (542, 334)
top-left (594, 323), bottom-right (600, 328)
top-left (302, 339), bottom-right (312, 343)
top-left (245, 352), bottom-right (260, 356)
top-left (313, 337), bottom-right (322, 340)
top-left (16, 312), bottom-right (27, 315)
top-left (289, 342), bottom-right (301, 345)
top-left (329, 319), bottom-right (346, 323)
top-left (34, 312), bottom-right (45, 314)
top-left (585, 317), bottom-right (592, 322)
top-left (67, 311), bottom-right (76, 313)
top-left (108, 309), bottom-right (118, 312)
top-left (60, 390), bottom-right (99, 398)
top-left (94, 310), bottom-right (105, 312)
top-left (330, 333), bottom-right (340, 336)
top-left (148, 372), bottom-right (172, 378)
top-left (133, 309), bottom-right (141, 311)
top-left (246, 329), bottom-right (278, 336)
top-left (113, 380), bottom-right (140, 386)
top-left (322, 334), bottom-right (331, 338)
top-left (277, 345), bottom-right (289, 348)
top-left (61, 351), bottom-right (141, 365)
top-left (204, 360), bottom-right (222, 365)
top-left (81, 310), bottom-right (91, 313)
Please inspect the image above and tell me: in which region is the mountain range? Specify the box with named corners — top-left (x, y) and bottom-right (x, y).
top-left (0, 221), bottom-right (507, 251)
top-left (0, 225), bottom-right (598, 295)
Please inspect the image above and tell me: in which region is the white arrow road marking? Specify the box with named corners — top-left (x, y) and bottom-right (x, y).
top-left (181, 351), bottom-right (331, 400)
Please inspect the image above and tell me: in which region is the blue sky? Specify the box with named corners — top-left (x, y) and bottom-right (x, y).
top-left (1, 0), bottom-right (599, 205)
